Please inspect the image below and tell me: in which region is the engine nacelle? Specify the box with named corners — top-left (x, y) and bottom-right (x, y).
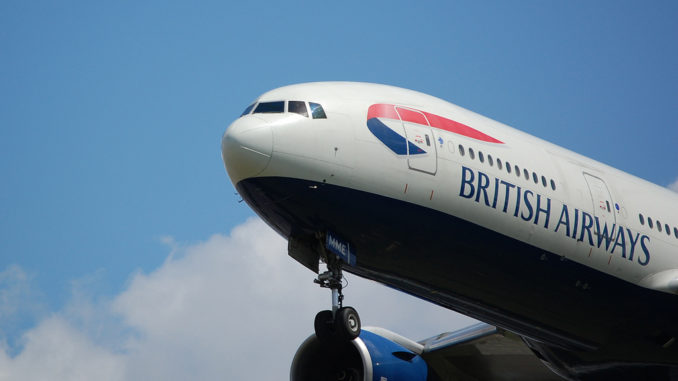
top-left (290, 328), bottom-right (428, 381)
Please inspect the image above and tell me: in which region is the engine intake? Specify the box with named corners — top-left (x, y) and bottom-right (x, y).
top-left (290, 329), bottom-right (428, 381)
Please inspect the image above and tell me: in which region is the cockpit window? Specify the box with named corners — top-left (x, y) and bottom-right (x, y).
top-left (309, 102), bottom-right (327, 119)
top-left (240, 103), bottom-right (255, 117)
top-left (254, 101), bottom-right (284, 114)
top-left (288, 101), bottom-right (308, 117)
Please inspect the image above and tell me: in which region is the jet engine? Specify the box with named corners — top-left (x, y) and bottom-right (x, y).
top-left (290, 328), bottom-right (428, 381)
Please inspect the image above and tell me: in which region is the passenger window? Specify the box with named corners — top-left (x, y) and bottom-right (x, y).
top-left (658, 221), bottom-right (662, 232)
top-left (497, 158), bottom-right (503, 170)
top-left (458, 144), bottom-right (465, 156)
top-left (515, 165), bottom-right (520, 177)
top-left (309, 102), bottom-right (327, 119)
top-left (674, 227), bottom-right (678, 238)
top-left (639, 214), bottom-right (645, 225)
top-left (488, 154), bottom-right (493, 166)
top-left (665, 224), bottom-right (670, 235)
top-left (241, 103), bottom-right (255, 116)
top-left (541, 176), bottom-right (547, 187)
top-left (648, 218), bottom-right (654, 229)
top-left (254, 101), bottom-right (285, 113)
top-left (478, 151), bottom-right (484, 163)
top-left (523, 169), bottom-right (529, 180)
top-left (532, 172), bottom-right (538, 183)
top-left (506, 162), bottom-right (511, 174)
top-left (469, 148), bottom-right (475, 160)
top-left (550, 179), bottom-right (556, 190)
top-left (288, 101), bottom-right (308, 117)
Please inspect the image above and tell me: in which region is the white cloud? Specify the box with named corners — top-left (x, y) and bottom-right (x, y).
top-left (0, 217), bottom-right (473, 380)
top-left (0, 265), bottom-right (47, 354)
top-left (0, 316), bottom-right (125, 381)
top-left (0, 266), bottom-right (33, 322)
top-left (668, 178), bottom-right (678, 193)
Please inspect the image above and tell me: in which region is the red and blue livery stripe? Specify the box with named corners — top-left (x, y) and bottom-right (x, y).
top-left (366, 104), bottom-right (503, 155)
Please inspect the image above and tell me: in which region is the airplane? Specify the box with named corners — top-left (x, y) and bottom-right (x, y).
top-left (221, 82), bottom-right (678, 380)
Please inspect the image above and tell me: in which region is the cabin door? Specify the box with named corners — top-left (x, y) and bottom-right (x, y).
top-left (396, 107), bottom-right (437, 175)
top-left (583, 173), bottom-right (616, 225)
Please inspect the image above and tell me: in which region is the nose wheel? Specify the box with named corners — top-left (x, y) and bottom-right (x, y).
top-left (335, 306), bottom-right (361, 340)
top-left (313, 257), bottom-right (361, 342)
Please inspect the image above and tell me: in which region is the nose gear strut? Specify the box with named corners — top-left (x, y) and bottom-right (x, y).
top-left (313, 252), bottom-right (361, 342)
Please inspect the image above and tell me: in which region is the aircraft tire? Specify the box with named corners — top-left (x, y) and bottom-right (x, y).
top-left (314, 310), bottom-right (334, 342)
top-left (335, 306), bottom-right (361, 341)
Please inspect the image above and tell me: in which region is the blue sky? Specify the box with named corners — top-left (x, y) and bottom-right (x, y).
top-left (1, 1), bottom-right (677, 378)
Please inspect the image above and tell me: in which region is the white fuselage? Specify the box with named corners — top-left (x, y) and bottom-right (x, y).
top-left (222, 82), bottom-right (678, 371)
top-left (223, 82), bottom-right (678, 296)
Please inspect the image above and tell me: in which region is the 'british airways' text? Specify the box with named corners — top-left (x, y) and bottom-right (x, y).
top-left (458, 166), bottom-right (650, 266)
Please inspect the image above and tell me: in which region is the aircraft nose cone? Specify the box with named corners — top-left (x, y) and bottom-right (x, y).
top-left (221, 116), bottom-right (273, 185)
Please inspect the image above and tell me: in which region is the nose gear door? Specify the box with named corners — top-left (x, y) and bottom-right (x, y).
top-left (396, 107), bottom-right (437, 175)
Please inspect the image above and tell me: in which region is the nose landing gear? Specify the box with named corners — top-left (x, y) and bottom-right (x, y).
top-left (313, 256), bottom-right (361, 342)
